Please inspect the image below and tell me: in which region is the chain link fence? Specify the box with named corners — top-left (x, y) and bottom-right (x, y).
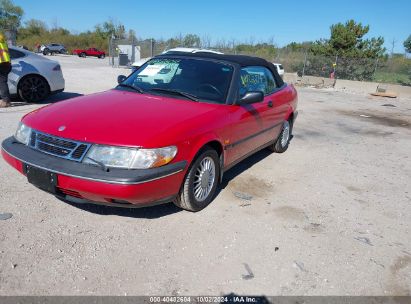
top-left (108, 38), bottom-right (169, 67)
top-left (276, 52), bottom-right (411, 86)
top-left (107, 39), bottom-right (411, 86)
top-left (206, 48), bottom-right (410, 86)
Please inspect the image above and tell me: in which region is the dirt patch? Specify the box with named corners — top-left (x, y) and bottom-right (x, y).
top-left (385, 256), bottom-right (411, 295)
top-left (229, 175), bottom-right (273, 199)
top-left (273, 206), bottom-right (308, 221)
top-left (336, 121), bottom-right (395, 137)
top-left (390, 256), bottom-right (411, 275)
top-left (303, 223), bottom-right (324, 233)
top-left (293, 129), bottom-right (324, 141)
top-left (361, 130), bottom-right (395, 137)
top-left (337, 110), bottom-right (411, 130)
top-left (345, 185), bottom-right (363, 193)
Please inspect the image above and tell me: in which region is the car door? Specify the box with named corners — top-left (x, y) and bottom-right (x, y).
top-left (88, 48), bottom-right (97, 56)
top-left (224, 66), bottom-right (273, 166)
top-left (260, 67), bottom-right (289, 144)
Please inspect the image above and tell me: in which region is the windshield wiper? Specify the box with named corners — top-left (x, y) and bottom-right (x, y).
top-left (117, 83), bottom-right (144, 93)
top-left (150, 88), bottom-right (199, 101)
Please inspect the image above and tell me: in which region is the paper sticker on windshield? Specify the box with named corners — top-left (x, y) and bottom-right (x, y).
top-left (140, 65), bottom-right (165, 76)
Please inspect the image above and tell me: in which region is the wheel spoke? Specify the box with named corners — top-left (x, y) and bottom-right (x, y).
top-left (195, 186), bottom-right (202, 196)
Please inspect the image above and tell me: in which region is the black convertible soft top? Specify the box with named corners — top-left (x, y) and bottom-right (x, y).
top-left (158, 51), bottom-right (285, 87)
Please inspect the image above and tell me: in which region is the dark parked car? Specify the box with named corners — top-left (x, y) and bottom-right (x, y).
top-left (41, 43), bottom-right (67, 55)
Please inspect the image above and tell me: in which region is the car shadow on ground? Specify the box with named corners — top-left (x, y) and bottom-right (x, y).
top-left (10, 92), bottom-right (83, 108)
top-left (60, 148), bottom-right (274, 219)
top-left (58, 198), bottom-right (181, 219)
top-left (220, 148), bottom-right (273, 189)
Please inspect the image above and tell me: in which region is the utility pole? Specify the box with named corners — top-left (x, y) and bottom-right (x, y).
top-left (391, 38), bottom-right (396, 57)
top-left (150, 38), bottom-right (154, 57)
top-left (302, 50), bottom-right (307, 77)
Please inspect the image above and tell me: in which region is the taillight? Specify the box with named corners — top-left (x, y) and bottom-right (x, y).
top-left (53, 64), bottom-right (61, 71)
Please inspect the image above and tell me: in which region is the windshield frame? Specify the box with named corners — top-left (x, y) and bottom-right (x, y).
top-left (115, 55), bottom-right (238, 105)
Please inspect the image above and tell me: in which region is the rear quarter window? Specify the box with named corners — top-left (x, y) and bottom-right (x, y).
top-left (9, 49), bottom-right (26, 59)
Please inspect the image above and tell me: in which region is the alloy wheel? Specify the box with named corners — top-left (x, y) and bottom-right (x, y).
top-left (281, 121), bottom-right (290, 148)
top-left (193, 156), bottom-right (216, 202)
top-left (19, 76), bottom-right (49, 102)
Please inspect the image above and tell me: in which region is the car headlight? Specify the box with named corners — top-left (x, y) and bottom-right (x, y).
top-left (15, 122), bottom-right (32, 145)
top-left (83, 145), bottom-right (177, 169)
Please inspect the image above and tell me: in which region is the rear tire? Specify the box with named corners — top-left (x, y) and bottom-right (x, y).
top-left (174, 148), bottom-right (220, 212)
top-left (80, 52), bottom-right (86, 58)
top-left (18, 75), bottom-right (50, 103)
top-left (269, 119), bottom-right (292, 153)
top-left (98, 54), bottom-right (105, 59)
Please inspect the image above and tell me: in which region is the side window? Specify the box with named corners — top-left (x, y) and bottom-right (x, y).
top-left (239, 66), bottom-right (277, 98)
top-left (9, 49), bottom-right (25, 60)
top-left (264, 68), bottom-right (278, 94)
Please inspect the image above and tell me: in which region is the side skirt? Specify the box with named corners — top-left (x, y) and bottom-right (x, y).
top-left (222, 140), bottom-right (275, 173)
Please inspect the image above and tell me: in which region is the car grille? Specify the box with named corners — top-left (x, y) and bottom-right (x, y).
top-left (29, 131), bottom-right (91, 162)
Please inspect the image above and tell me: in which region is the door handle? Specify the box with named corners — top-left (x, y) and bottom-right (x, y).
top-left (268, 101), bottom-right (273, 107)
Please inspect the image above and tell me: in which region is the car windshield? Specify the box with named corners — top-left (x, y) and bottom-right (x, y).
top-left (118, 57), bottom-right (234, 103)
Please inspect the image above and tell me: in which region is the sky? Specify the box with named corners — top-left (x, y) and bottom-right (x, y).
top-left (15, 0), bottom-right (411, 53)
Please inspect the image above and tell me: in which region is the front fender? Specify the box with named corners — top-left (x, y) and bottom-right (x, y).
top-left (187, 132), bottom-right (224, 165)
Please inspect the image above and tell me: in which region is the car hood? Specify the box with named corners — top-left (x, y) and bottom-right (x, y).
top-left (22, 89), bottom-right (225, 147)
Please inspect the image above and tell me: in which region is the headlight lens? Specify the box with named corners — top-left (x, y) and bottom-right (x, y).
top-left (83, 145), bottom-right (177, 169)
top-left (15, 122), bottom-right (32, 145)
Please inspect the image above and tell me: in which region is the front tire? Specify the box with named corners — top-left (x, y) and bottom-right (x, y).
top-left (269, 120), bottom-right (292, 153)
top-left (174, 148), bottom-right (220, 212)
top-left (18, 75), bottom-right (50, 103)
top-left (99, 54), bottom-right (105, 59)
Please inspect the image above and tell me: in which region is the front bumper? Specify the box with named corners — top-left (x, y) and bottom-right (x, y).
top-left (1, 137), bottom-right (187, 207)
top-left (48, 71), bottom-right (65, 93)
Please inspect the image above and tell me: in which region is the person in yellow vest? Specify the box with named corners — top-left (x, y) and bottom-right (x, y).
top-left (0, 32), bottom-right (12, 108)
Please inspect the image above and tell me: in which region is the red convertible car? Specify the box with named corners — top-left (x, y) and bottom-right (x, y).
top-left (1, 52), bottom-right (298, 211)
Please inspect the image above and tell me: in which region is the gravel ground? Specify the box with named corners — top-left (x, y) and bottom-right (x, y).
top-left (0, 55), bottom-right (410, 296)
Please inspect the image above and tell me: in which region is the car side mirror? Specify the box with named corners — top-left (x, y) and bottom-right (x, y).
top-left (117, 75), bottom-right (127, 84)
top-left (239, 91), bottom-right (264, 105)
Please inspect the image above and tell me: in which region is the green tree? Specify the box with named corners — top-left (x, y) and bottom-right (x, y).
top-left (285, 41), bottom-right (313, 52)
top-left (404, 35), bottom-right (411, 53)
top-left (18, 19), bottom-right (48, 39)
top-left (95, 20), bottom-right (125, 40)
top-left (0, 0), bottom-right (23, 31)
top-left (183, 34), bottom-right (200, 47)
top-left (307, 20), bottom-right (386, 80)
top-left (128, 29), bottom-right (137, 41)
top-left (311, 20), bottom-right (385, 58)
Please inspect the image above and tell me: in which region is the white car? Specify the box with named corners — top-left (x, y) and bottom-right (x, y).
top-left (131, 57), bottom-right (151, 70)
top-left (162, 47), bottom-right (223, 55)
top-left (8, 47), bottom-right (65, 102)
top-left (131, 48), bottom-right (223, 70)
top-left (273, 63), bottom-right (284, 77)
